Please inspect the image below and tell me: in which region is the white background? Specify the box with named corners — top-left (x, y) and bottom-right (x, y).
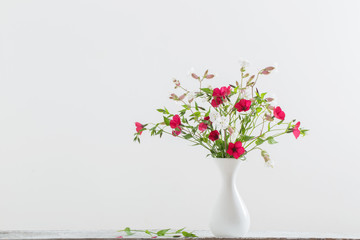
top-left (1, 0), bottom-right (360, 234)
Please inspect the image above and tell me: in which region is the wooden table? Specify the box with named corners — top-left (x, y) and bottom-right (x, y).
top-left (1, 230), bottom-right (359, 240)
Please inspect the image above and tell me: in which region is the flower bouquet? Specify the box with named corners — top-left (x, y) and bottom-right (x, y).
top-left (134, 64), bottom-right (308, 166)
top-left (133, 63), bottom-right (308, 237)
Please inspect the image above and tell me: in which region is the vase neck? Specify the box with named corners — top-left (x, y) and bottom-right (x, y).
top-left (213, 158), bottom-right (241, 183)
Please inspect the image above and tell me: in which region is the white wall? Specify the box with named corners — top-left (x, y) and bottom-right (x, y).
top-left (1, 0), bottom-right (360, 234)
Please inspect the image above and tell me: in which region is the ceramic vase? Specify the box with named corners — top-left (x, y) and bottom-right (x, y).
top-left (209, 158), bottom-right (250, 237)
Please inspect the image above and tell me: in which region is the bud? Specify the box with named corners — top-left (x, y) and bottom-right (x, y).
top-left (179, 94), bottom-right (186, 101)
top-left (206, 74), bottom-right (215, 79)
top-left (191, 73), bottom-right (200, 80)
top-left (243, 73), bottom-right (249, 78)
top-left (204, 69), bottom-right (208, 77)
top-left (247, 82), bottom-right (255, 87)
top-left (261, 66), bottom-right (275, 75)
top-left (265, 113), bottom-right (273, 121)
top-left (261, 150), bottom-right (274, 168)
top-left (268, 105), bottom-right (275, 110)
top-left (228, 127), bottom-right (234, 135)
top-left (265, 97), bottom-right (274, 102)
top-left (169, 93), bottom-right (179, 100)
top-left (173, 79), bottom-right (180, 88)
top-left (261, 150), bottom-right (270, 162)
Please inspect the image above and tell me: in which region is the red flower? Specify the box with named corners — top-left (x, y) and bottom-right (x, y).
top-left (220, 86), bottom-right (231, 97)
top-left (204, 116), bottom-right (210, 121)
top-left (212, 86), bottom-right (231, 99)
top-left (198, 122), bottom-right (208, 132)
top-left (135, 122), bottom-right (144, 135)
top-left (293, 121), bottom-right (301, 139)
top-left (212, 88), bottom-right (222, 98)
top-left (273, 106), bottom-right (285, 120)
top-left (211, 97), bottom-right (223, 108)
top-left (227, 141), bottom-right (245, 159)
top-left (209, 130), bottom-right (220, 141)
top-left (116, 237), bottom-right (123, 239)
top-left (172, 127), bottom-right (182, 136)
top-left (170, 114), bottom-right (181, 129)
top-left (234, 99), bottom-right (252, 112)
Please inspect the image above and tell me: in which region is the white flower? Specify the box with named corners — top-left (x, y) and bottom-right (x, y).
top-left (241, 88), bottom-right (253, 99)
top-left (187, 91), bottom-right (196, 102)
top-left (238, 58), bottom-right (250, 68)
top-left (209, 111), bottom-right (220, 123)
top-left (265, 159), bottom-right (275, 168)
top-left (214, 116), bottom-right (229, 130)
top-left (200, 95), bottom-right (209, 104)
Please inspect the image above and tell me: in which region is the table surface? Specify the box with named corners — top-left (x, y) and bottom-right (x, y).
top-left (1, 230), bottom-right (360, 240)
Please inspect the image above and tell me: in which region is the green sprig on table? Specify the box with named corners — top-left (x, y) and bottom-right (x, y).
top-left (118, 227), bottom-right (198, 238)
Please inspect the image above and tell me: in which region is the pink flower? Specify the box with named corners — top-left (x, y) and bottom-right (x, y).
top-left (135, 122), bottom-right (144, 135)
top-left (293, 121), bottom-right (301, 139)
top-left (273, 106), bottom-right (285, 120)
top-left (209, 130), bottom-right (220, 141)
top-left (227, 141), bottom-right (245, 159)
top-left (172, 127), bottom-right (182, 136)
top-left (198, 122), bottom-right (208, 132)
top-left (228, 127), bottom-right (234, 135)
top-left (211, 97), bottom-right (223, 108)
top-left (234, 99), bottom-right (252, 112)
top-left (170, 115), bottom-right (181, 129)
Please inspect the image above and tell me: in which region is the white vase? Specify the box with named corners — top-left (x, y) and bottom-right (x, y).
top-left (209, 157), bottom-right (250, 237)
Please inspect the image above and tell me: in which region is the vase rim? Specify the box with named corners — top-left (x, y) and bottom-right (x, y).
top-left (211, 157), bottom-right (246, 160)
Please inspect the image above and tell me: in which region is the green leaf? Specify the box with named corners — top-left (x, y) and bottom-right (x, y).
top-left (183, 134), bottom-right (193, 139)
top-left (195, 102), bottom-right (199, 111)
top-left (179, 109), bottom-right (187, 116)
top-left (164, 107), bottom-right (170, 114)
top-left (255, 138), bottom-right (265, 145)
top-left (173, 235), bottom-right (181, 238)
top-left (201, 88), bottom-right (212, 95)
top-left (157, 109), bottom-right (165, 113)
top-left (267, 136), bottom-right (278, 144)
top-left (163, 116), bottom-right (170, 126)
top-left (182, 104), bottom-right (190, 110)
top-left (176, 227), bottom-right (186, 233)
top-left (268, 122), bottom-right (271, 131)
top-left (277, 120), bottom-right (284, 125)
top-left (157, 229), bottom-right (170, 236)
top-left (300, 129), bottom-right (309, 136)
top-left (182, 231), bottom-right (198, 238)
top-left (145, 230), bottom-right (152, 235)
top-left (261, 92), bottom-right (267, 99)
top-left (124, 227), bottom-right (135, 236)
top-left (256, 107), bottom-right (262, 113)
top-left (239, 135), bottom-right (254, 142)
